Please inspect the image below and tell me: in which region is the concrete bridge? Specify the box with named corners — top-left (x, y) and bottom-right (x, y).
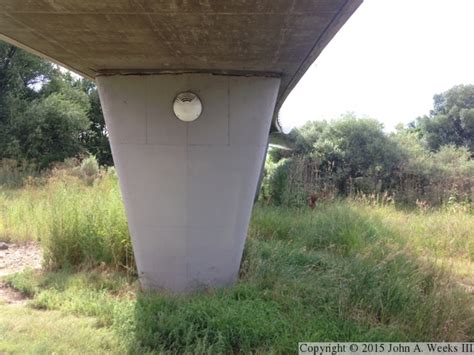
top-left (0, 0), bottom-right (362, 292)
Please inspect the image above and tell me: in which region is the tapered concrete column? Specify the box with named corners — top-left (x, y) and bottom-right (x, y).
top-left (97, 74), bottom-right (280, 292)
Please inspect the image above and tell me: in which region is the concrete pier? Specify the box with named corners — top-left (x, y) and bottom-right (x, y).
top-left (0, 0), bottom-right (363, 292)
top-left (97, 74), bottom-right (280, 291)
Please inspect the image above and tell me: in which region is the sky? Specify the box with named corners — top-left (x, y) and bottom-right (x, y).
top-left (279, 0), bottom-right (474, 133)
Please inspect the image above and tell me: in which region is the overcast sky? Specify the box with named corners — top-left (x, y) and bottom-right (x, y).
top-left (279, 0), bottom-right (474, 132)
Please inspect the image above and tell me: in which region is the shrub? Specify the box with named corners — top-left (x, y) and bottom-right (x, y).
top-left (77, 155), bottom-right (100, 185)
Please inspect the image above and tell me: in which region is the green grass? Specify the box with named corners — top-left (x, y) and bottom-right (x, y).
top-left (0, 303), bottom-right (127, 354)
top-left (1, 173), bottom-right (473, 353)
top-left (0, 170), bottom-right (134, 270)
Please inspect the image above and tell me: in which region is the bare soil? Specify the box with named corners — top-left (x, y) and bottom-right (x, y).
top-left (0, 242), bottom-right (42, 304)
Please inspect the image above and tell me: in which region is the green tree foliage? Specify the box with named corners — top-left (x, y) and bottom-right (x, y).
top-left (288, 120), bottom-right (327, 155)
top-left (264, 110), bottom-right (474, 207)
top-left (0, 42), bottom-right (112, 168)
top-left (415, 84), bottom-right (474, 154)
top-left (6, 93), bottom-right (90, 168)
top-left (264, 115), bottom-right (403, 205)
top-left (0, 44), bottom-right (54, 103)
top-left (79, 80), bottom-right (113, 166)
top-left (313, 116), bottom-right (402, 192)
top-left (0, 43), bottom-right (56, 154)
top-left (392, 128), bottom-right (474, 205)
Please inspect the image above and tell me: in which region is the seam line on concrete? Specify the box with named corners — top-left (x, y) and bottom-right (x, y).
top-left (145, 77), bottom-right (148, 145)
top-left (96, 70), bottom-right (282, 78)
top-left (227, 77), bottom-right (230, 147)
top-left (185, 102), bottom-right (190, 287)
top-left (2, 11), bottom-right (341, 15)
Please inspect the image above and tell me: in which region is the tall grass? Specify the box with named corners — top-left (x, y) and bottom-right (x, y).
top-left (0, 159), bottom-right (38, 189)
top-left (0, 166), bottom-right (133, 271)
top-left (247, 204), bottom-right (473, 341)
top-left (2, 168), bottom-right (473, 351)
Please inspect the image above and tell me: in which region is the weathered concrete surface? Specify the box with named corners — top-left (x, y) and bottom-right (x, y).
top-left (97, 74), bottom-right (280, 291)
top-left (0, 0), bottom-right (362, 129)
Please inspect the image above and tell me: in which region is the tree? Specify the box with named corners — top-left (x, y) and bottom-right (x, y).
top-left (0, 43), bottom-right (54, 100)
top-left (79, 80), bottom-right (113, 166)
top-left (0, 42), bottom-right (112, 168)
top-left (41, 72), bottom-right (113, 165)
top-left (264, 115), bottom-right (404, 203)
top-left (6, 93), bottom-right (90, 168)
top-left (1, 43), bottom-right (58, 164)
top-left (311, 115), bottom-right (403, 193)
top-left (415, 84), bottom-right (474, 154)
top-left (0, 43), bottom-right (91, 168)
top-left (288, 120), bottom-right (328, 155)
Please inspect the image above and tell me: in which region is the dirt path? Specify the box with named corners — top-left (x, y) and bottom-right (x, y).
top-left (0, 242), bottom-right (42, 304)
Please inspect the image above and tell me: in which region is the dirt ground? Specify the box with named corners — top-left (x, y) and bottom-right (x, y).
top-left (0, 242), bottom-right (42, 304)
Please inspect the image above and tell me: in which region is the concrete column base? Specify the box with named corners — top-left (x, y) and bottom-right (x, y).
top-left (97, 74), bottom-right (280, 292)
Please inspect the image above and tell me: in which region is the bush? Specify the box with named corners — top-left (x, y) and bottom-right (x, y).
top-left (69, 155), bottom-right (100, 185)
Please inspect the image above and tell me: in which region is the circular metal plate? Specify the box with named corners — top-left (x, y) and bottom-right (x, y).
top-left (173, 92), bottom-right (202, 122)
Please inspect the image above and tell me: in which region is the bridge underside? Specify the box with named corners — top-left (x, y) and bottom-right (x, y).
top-left (0, 0), bottom-right (362, 292)
top-left (0, 0), bottom-right (362, 129)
